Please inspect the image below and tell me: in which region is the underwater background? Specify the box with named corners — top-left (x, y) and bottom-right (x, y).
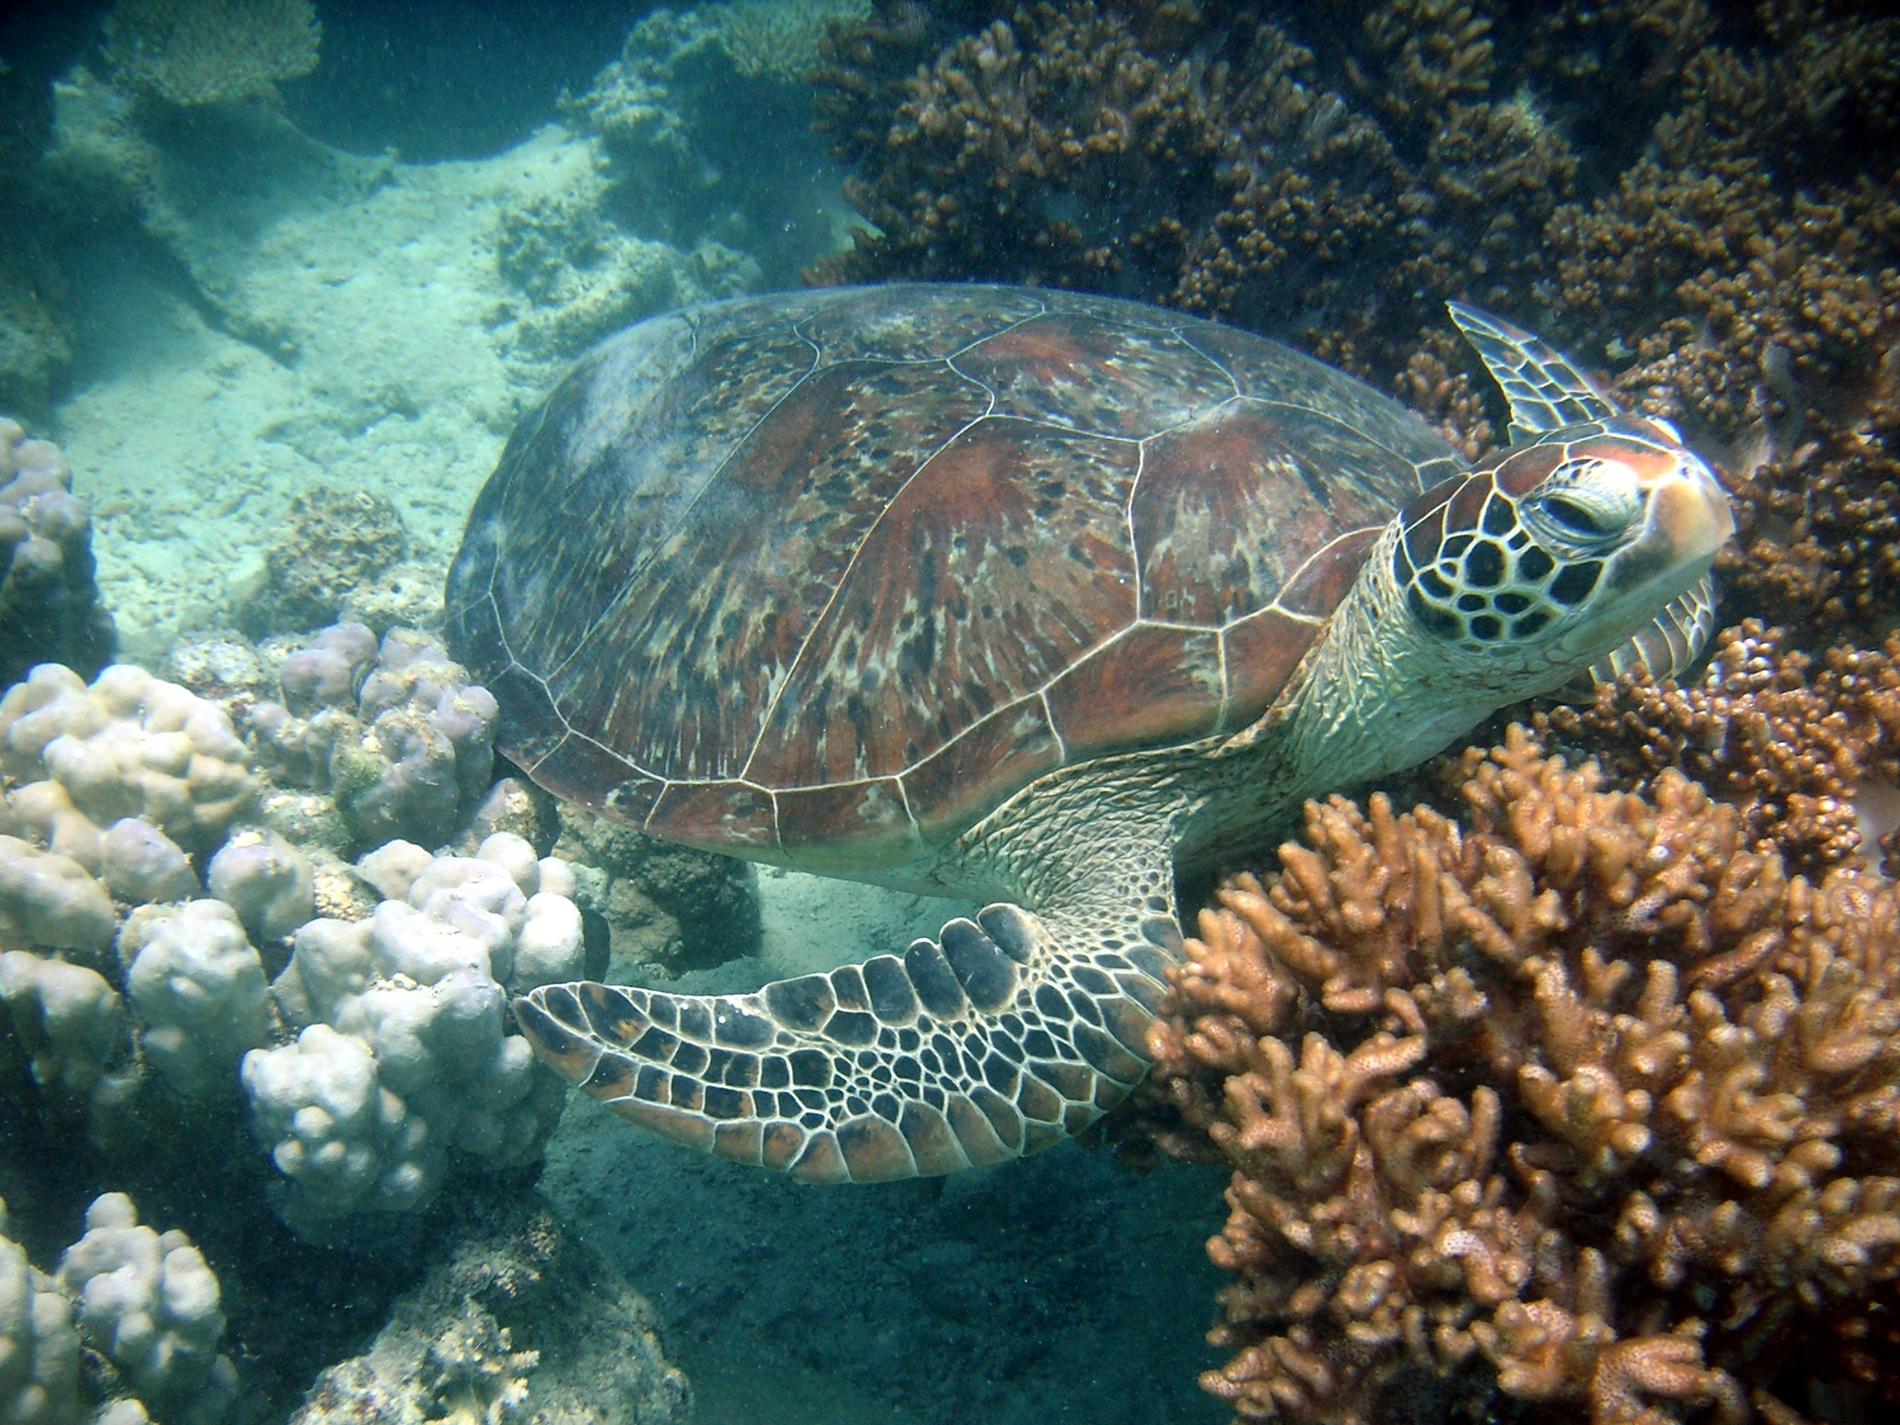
top-left (0, 2), bottom-right (1895, 1423)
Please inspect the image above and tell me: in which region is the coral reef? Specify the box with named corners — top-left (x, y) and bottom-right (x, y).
top-left (814, 1), bottom-right (1897, 644)
top-left (0, 649), bottom-right (621, 1404)
top-left (1141, 730), bottom-right (1900, 1424)
top-left (119, 899), bottom-right (272, 1100)
top-left (1, 1191), bottom-right (234, 1425)
top-left (240, 623), bottom-right (500, 855)
top-left (246, 833), bottom-right (581, 1235)
top-left (101, 0), bottom-right (320, 108)
top-left (0, 1196), bottom-right (80, 1424)
top-left (1535, 622), bottom-right (1900, 877)
top-left (564, 1), bottom-right (859, 288)
top-left (712, 0), bottom-right (871, 82)
top-left (492, 183), bottom-right (733, 366)
top-left (288, 1190), bottom-right (691, 1425)
top-left (0, 662), bottom-right (256, 856)
top-left (232, 488), bottom-right (408, 640)
top-left (59, 1192), bottom-right (237, 1424)
top-left (811, 2), bottom-right (1570, 370)
top-left (1, 419), bottom-right (116, 689)
top-left (0, 255), bottom-right (72, 421)
top-left (0, 653), bottom-right (574, 1235)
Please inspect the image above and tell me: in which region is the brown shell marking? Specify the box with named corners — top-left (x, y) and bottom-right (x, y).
top-left (446, 285), bottom-right (1457, 865)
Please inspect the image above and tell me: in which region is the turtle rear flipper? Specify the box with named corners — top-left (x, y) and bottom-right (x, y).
top-left (512, 900), bottom-right (1177, 1182)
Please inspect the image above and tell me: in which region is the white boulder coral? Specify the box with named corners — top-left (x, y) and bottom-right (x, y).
top-left (118, 899), bottom-right (272, 1099)
top-left (206, 827), bottom-right (314, 942)
top-left (0, 949), bottom-right (132, 1102)
top-left (241, 1021), bottom-right (432, 1221)
top-left (0, 834), bottom-right (117, 952)
top-left (242, 834), bottom-right (584, 1233)
top-left (57, 1193), bottom-right (237, 1425)
top-left (0, 1197), bottom-right (82, 1425)
top-left (0, 663), bottom-right (255, 851)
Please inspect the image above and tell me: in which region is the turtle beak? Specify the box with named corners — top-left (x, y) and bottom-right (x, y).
top-left (1592, 447), bottom-right (1733, 623)
top-left (1648, 450), bottom-right (1734, 566)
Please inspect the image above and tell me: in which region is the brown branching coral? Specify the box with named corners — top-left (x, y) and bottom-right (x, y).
top-left (813, 1), bottom-right (1567, 385)
top-left (1143, 730), bottom-right (1900, 1424)
top-left (1536, 623), bottom-right (1900, 878)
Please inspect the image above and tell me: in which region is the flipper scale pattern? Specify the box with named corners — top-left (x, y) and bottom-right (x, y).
top-left (512, 902), bottom-right (1177, 1182)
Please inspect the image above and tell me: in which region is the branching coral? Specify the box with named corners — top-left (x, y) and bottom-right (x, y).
top-left (1536, 622), bottom-right (1900, 877)
top-left (1142, 729), bottom-right (1900, 1424)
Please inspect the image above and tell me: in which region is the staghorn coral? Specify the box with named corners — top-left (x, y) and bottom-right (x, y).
top-left (101, 0), bottom-right (320, 107)
top-left (1142, 729), bottom-right (1900, 1425)
top-left (1536, 622), bottom-right (1900, 877)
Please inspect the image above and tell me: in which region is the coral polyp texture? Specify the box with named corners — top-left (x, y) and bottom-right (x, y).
top-left (1534, 622), bottom-right (1900, 877)
top-left (1141, 730), bottom-right (1900, 1425)
top-left (100, 0), bottom-right (320, 108)
top-left (1, 419), bottom-right (116, 690)
top-left (814, 0), bottom-right (1897, 645)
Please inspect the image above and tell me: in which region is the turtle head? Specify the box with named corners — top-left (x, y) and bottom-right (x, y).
top-left (1389, 422), bottom-right (1732, 688)
top-left (1378, 301), bottom-right (1736, 691)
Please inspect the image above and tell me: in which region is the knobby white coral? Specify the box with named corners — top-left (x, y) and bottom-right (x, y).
top-left (241, 835), bottom-right (583, 1234)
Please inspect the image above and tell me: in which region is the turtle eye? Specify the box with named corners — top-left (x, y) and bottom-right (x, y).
top-left (1541, 494), bottom-right (1608, 536)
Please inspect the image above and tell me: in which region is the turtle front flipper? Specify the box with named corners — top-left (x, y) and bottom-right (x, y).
top-left (1447, 300), bottom-right (1619, 440)
top-left (512, 901), bottom-right (1179, 1182)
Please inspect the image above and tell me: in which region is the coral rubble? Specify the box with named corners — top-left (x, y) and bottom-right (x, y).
top-left (1142, 730), bottom-right (1900, 1423)
top-left (287, 1190), bottom-right (691, 1425)
top-left (231, 489), bottom-right (408, 640)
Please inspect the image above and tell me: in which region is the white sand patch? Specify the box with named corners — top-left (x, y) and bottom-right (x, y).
top-left (49, 114), bottom-right (673, 656)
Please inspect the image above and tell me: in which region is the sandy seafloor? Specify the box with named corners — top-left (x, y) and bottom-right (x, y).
top-left (34, 59), bottom-right (1232, 1425)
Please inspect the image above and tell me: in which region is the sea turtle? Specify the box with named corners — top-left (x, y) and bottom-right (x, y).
top-left (446, 284), bottom-right (1731, 1183)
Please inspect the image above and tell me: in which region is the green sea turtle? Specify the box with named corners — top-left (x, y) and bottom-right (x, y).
top-left (446, 284), bottom-right (1731, 1183)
